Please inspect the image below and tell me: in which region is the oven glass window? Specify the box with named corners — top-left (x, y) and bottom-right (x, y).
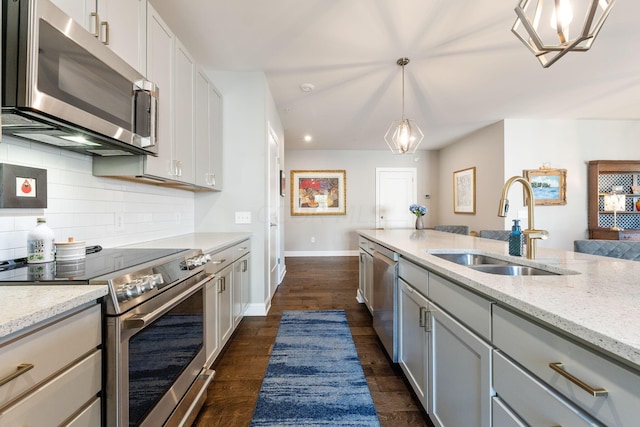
top-left (37, 19), bottom-right (133, 129)
top-left (128, 288), bottom-right (204, 426)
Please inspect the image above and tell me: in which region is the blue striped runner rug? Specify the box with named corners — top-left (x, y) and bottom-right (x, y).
top-left (250, 310), bottom-right (380, 426)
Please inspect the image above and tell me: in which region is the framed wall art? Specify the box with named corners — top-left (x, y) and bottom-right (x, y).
top-left (523, 168), bottom-right (567, 206)
top-left (280, 170), bottom-right (286, 197)
top-left (290, 170), bottom-right (346, 216)
top-left (453, 167), bottom-right (476, 214)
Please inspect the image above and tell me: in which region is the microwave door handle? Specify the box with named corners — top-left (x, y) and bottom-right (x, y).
top-left (150, 91), bottom-right (158, 148)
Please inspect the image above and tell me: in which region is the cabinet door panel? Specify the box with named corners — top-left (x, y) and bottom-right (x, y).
top-left (145, 5), bottom-right (174, 180)
top-left (494, 351), bottom-right (602, 427)
top-left (398, 279), bottom-right (428, 409)
top-left (492, 397), bottom-right (526, 427)
top-left (217, 265), bottom-right (233, 346)
top-left (429, 302), bottom-right (492, 427)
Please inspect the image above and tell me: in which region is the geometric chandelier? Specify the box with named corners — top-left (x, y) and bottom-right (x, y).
top-left (512, 0), bottom-right (616, 68)
top-left (384, 57), bottom-right (424, 154)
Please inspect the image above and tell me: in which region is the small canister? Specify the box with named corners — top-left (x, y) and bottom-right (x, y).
top-left (55, 237), bottom-right (86, 261)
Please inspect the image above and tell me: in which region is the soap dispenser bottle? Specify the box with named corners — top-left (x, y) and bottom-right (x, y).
top-left (509, 219), bottom-right (523, 257)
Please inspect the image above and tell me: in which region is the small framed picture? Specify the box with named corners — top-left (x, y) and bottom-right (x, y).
top-left (523, 168), bottom-right (567, 206)
top-left (280, 170), bottom-right (286, 197)
top-left (453, 167), bottom-right (476, 214)
top-left (290, 170), bottom-right (346, 216)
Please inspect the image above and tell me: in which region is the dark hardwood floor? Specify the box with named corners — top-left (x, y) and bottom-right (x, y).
top-left (193, 256), bottom-right (432, 427)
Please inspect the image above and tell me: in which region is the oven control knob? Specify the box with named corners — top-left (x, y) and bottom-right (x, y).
top-left (116, 282), bottom-right (143, 302)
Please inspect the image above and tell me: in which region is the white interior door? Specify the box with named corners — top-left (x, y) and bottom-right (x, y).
top-left (376, 168), bottom-right (417, 229)
top-left (268, 125), bottom-right (280, 297)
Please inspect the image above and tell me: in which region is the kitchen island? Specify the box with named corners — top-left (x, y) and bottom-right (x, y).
top-left (360, 228), bottom-right (640, 427)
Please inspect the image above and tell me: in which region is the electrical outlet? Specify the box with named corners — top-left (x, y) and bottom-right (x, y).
top-left (235, 211), bottom-right (251, 224)
top-left (175, 212), bottom-right (181, 225)
top-left (311, 236), bottom-right (316, 243)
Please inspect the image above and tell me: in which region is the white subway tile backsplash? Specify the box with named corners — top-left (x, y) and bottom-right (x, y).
top-left (0, 137), bottom-right (196, 256)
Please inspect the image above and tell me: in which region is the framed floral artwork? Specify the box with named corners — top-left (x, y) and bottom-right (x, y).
top-left (290, 170), bottom-right (346, 215)
top-left (523, 168), bottom-right (567, 206)
top-left (453, 167), bottom-right (476, 214)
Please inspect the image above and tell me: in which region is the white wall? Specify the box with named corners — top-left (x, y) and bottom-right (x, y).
top-left (437, 122), bottom-right (505, 232)
top-left (0, 137), bottom-right (194, 261)
top-left (503, 119), bottom-right (640, 250)
top-left (438, 119), bottom-right (640, 250)
top-left (284, 149), bottom-right (438, 255)
top-left (194, 70), bottom-right (283, 314)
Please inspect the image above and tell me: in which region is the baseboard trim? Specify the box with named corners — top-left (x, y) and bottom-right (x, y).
top-left (284, 250), bottom-right (359, 257)
top-left (244, 302), bottom-right (269, 316)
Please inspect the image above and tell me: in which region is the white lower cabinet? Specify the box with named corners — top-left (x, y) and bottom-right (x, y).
top-left (493, 350), bottom-right (602, 426)
top-left (429, 301), bottom-right (493, 427)
top-left (233, 253), bottom-right (250, 328)
top-left (492, 397), bottom-right (526, 427)
top-left (398, 279), bottom-right (429, 408)
top-left (358, 237), bottom-right (374, 312)
top-left (0, 303), bottom-right (102, 427)
top-left (494, 305), bottom-right (639, 426)
top-left (204, 239), bottom-right (250, 366)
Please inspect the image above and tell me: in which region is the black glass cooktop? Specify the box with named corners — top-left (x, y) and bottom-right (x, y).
top-left (0, 247), bottom-right (190, 283)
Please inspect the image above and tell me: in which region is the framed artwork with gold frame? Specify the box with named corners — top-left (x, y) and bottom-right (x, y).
top-left (290, 170), bottom-right (346, 216)
top-left (523, 168), bottom-right (567, 206)
top-left (453, 167), bottom-right (476, 214)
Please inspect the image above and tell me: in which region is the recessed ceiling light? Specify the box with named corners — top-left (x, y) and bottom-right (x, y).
top-left (304, 135), bottom-right (312, 142)
top-left (300, 83), bottom-right (315, 93)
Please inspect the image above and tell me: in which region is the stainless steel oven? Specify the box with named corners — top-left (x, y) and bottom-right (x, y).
top-left (0, 247), bottom-right (216, 427)
top-left (105, 267), bottom-right (214, 427)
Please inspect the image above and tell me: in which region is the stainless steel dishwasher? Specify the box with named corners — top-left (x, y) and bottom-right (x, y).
top-left (371, 242), bottom-right (399, 362)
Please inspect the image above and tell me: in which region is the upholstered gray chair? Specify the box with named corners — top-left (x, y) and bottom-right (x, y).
top-left (574, 240), bottom-right (640, 261)
top-left (478, 230), bottom-right (511, 241)
top-left (434, 225), bottom-right (470, 235)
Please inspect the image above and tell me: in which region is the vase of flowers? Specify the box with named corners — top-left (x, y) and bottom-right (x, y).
top-left (409, 204), bottom-right (428, 230)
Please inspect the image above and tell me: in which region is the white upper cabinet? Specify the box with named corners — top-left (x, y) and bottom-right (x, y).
top-left (195, 69), bottom-right (223, 190)
top-left (145, 4), bottom-right (174, 180)
top-left (173, 40), bottom-right (196, 184)
top-left (51, 0), bottom-right (147, 74)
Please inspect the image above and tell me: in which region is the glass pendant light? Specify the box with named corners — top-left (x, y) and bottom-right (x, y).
top-left (512, 0), bottom-right (616, 68)
top-left (384, 58), bottom-right (424, 154)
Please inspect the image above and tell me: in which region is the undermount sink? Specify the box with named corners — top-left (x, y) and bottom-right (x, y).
top-left (430, 252), bottom-right (561, 276)
top-left (432, 253), bottom-right (509, 266)
top-left (468, 264), bottom-right (559, 276)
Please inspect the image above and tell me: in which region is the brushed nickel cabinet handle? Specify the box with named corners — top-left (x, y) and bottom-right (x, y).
top-left (425, 309), bottom-right (431, 332)
top-left (100, 21), bottom-right (110, 45)
top-left (90, 12), bottom-right (100, 37)
top-left (549, 362), bottom-right (608, 397)
top-left (419, 307), bottom-right (426, 327)
top-left (0, 363), bottom-right (34, 386)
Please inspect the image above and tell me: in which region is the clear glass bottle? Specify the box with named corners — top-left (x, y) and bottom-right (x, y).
top-left (508, 219), bottom-right (523, 257)
top-left (27, 217), bottom-right (55, 263)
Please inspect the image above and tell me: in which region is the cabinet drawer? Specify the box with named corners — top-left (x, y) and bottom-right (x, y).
top-left (64, 396), bottom-right (101, 427)
top-left (0, 350), bottom-right (101, 426)
top-left (233, 240), bottom-right (250, 260)
top-left (429, 272), bottom-right (492, 340)
top-left (0, 304), bottom-right (101, 407)
top-left (492, 397), bottom-right (526, 427)
top-left (494, 351), bottom-right (602, 426)
top-left (494, 306), bottom-right (640, 427)
top-left (398, 258), bottom-right (428, 297)
top-left (358, 236), bottom-right (371, 251)
top-left (207, 247), bottom-right (234, 273)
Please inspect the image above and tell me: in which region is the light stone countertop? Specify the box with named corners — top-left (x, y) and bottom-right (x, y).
top-left (0, 233), bottom-right (250, 342)
top-left (0, 286), bottom-right (107, 341)
top-left (122, 232), bottom-right (251, 253)
top-left (358, 229), bottom-right (640, 371)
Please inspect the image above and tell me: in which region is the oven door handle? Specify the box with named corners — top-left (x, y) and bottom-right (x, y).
top-left (123, 273), bottom-right (215, 330)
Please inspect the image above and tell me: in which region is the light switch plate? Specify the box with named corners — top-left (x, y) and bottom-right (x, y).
top-left (235, 211), bottom-right (251, 224)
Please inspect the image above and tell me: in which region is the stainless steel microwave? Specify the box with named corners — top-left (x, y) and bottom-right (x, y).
top-left (1, 0), bottom-right (158, 156)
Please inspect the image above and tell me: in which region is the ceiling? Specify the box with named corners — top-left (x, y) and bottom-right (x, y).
top-left (148, 0), bottom-right (640, 151)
